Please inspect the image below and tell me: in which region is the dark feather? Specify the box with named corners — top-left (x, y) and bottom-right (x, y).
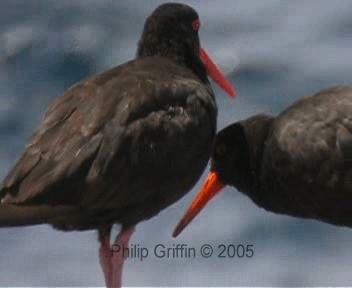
top-left (0, 57), bottom-right (216, 230)
top-left (259, 85), bottom-right (352, 225)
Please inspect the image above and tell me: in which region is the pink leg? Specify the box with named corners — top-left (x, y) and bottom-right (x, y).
top-left (110, 226), bottom-right (135, 287)
top-left (99, 234), bottom-right (112, 287)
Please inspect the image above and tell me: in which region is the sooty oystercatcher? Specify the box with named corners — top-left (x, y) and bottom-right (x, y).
top-left (0, 3), bottom-right (236, 287)
top-left (174, 85), bottom-right (352, 237)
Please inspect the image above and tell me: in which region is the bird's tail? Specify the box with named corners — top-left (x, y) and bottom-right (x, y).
top-left (0, 204), bottom-right (76, 227)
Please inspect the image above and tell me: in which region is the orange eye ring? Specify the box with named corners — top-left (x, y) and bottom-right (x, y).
top-left (192, 19), bottom-right (201, 31)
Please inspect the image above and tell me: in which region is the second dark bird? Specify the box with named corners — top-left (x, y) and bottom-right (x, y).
top-left (174, 85), bottom-right (352, 237)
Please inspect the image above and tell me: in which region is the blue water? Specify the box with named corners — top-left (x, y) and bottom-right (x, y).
top-left (0, 0), bottom-right (351, 286)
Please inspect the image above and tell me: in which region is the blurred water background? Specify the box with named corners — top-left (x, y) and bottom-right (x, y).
top-left (0, 0), bottom-right (351, 286)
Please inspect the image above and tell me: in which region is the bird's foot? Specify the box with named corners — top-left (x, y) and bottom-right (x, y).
top-left (111, 226), bottom-right (135, 287)
top-left (99, 234), bottom-right (113, 286)
top-left (99, 226), bottom-right (135, 288)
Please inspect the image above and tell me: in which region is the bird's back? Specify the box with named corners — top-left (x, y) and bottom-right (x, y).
top-left (0, 56), bottom-right (217, 230)
top-left (261, 85), bottom-right (352, 226)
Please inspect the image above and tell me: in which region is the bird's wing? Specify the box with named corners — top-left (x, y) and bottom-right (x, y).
top-left (0, 63), bottom-right (127, 204)
top-left (0, 59), bottom-right (215, 210)
top-left (262, 86), bottom-right (352, 214)
top-left (80, 63), bottom-right (216, 215)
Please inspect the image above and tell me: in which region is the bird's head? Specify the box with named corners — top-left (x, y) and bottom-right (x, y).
top-left (137, 3), bottom-right (236, 98)
top-left (173, 115), bottom-right (274, 237)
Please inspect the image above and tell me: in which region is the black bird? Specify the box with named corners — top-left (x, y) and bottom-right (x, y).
top-left (173, 85), bottom-right (352, 237)
top-left (0, 3), bottom-right (236, 287)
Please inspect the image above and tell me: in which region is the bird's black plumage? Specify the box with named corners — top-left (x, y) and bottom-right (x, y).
top-left (0, 3), bottom-right (222, 232)
top-left (0, 4), bottom-right (237, 286)
top-left (1, 57), bottom-right (216, 230)
top-left (173, 85), bottom-right (351, 238)
top-left (213, 85), bottom-right (352, 226)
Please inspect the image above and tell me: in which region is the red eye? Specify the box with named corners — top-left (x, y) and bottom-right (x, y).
top-left (192, 19), bottom-right (200, 31)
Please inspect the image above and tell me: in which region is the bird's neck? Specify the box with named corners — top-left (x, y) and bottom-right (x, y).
top-left (238, 115), bottom-right (274, 203)
top-left (137, 38), bottom-right (209, 83)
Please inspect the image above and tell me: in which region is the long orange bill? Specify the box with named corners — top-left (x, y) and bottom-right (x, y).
top-left (200, 48), bottom-right (237, 98)
top-left (172, 171), bottom-right (226, 237)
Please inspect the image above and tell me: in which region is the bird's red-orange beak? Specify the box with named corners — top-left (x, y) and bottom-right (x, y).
top-left (173, 171), bottom-right (226, 237)
top-left (200, 48), bottom-right (237, 98)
